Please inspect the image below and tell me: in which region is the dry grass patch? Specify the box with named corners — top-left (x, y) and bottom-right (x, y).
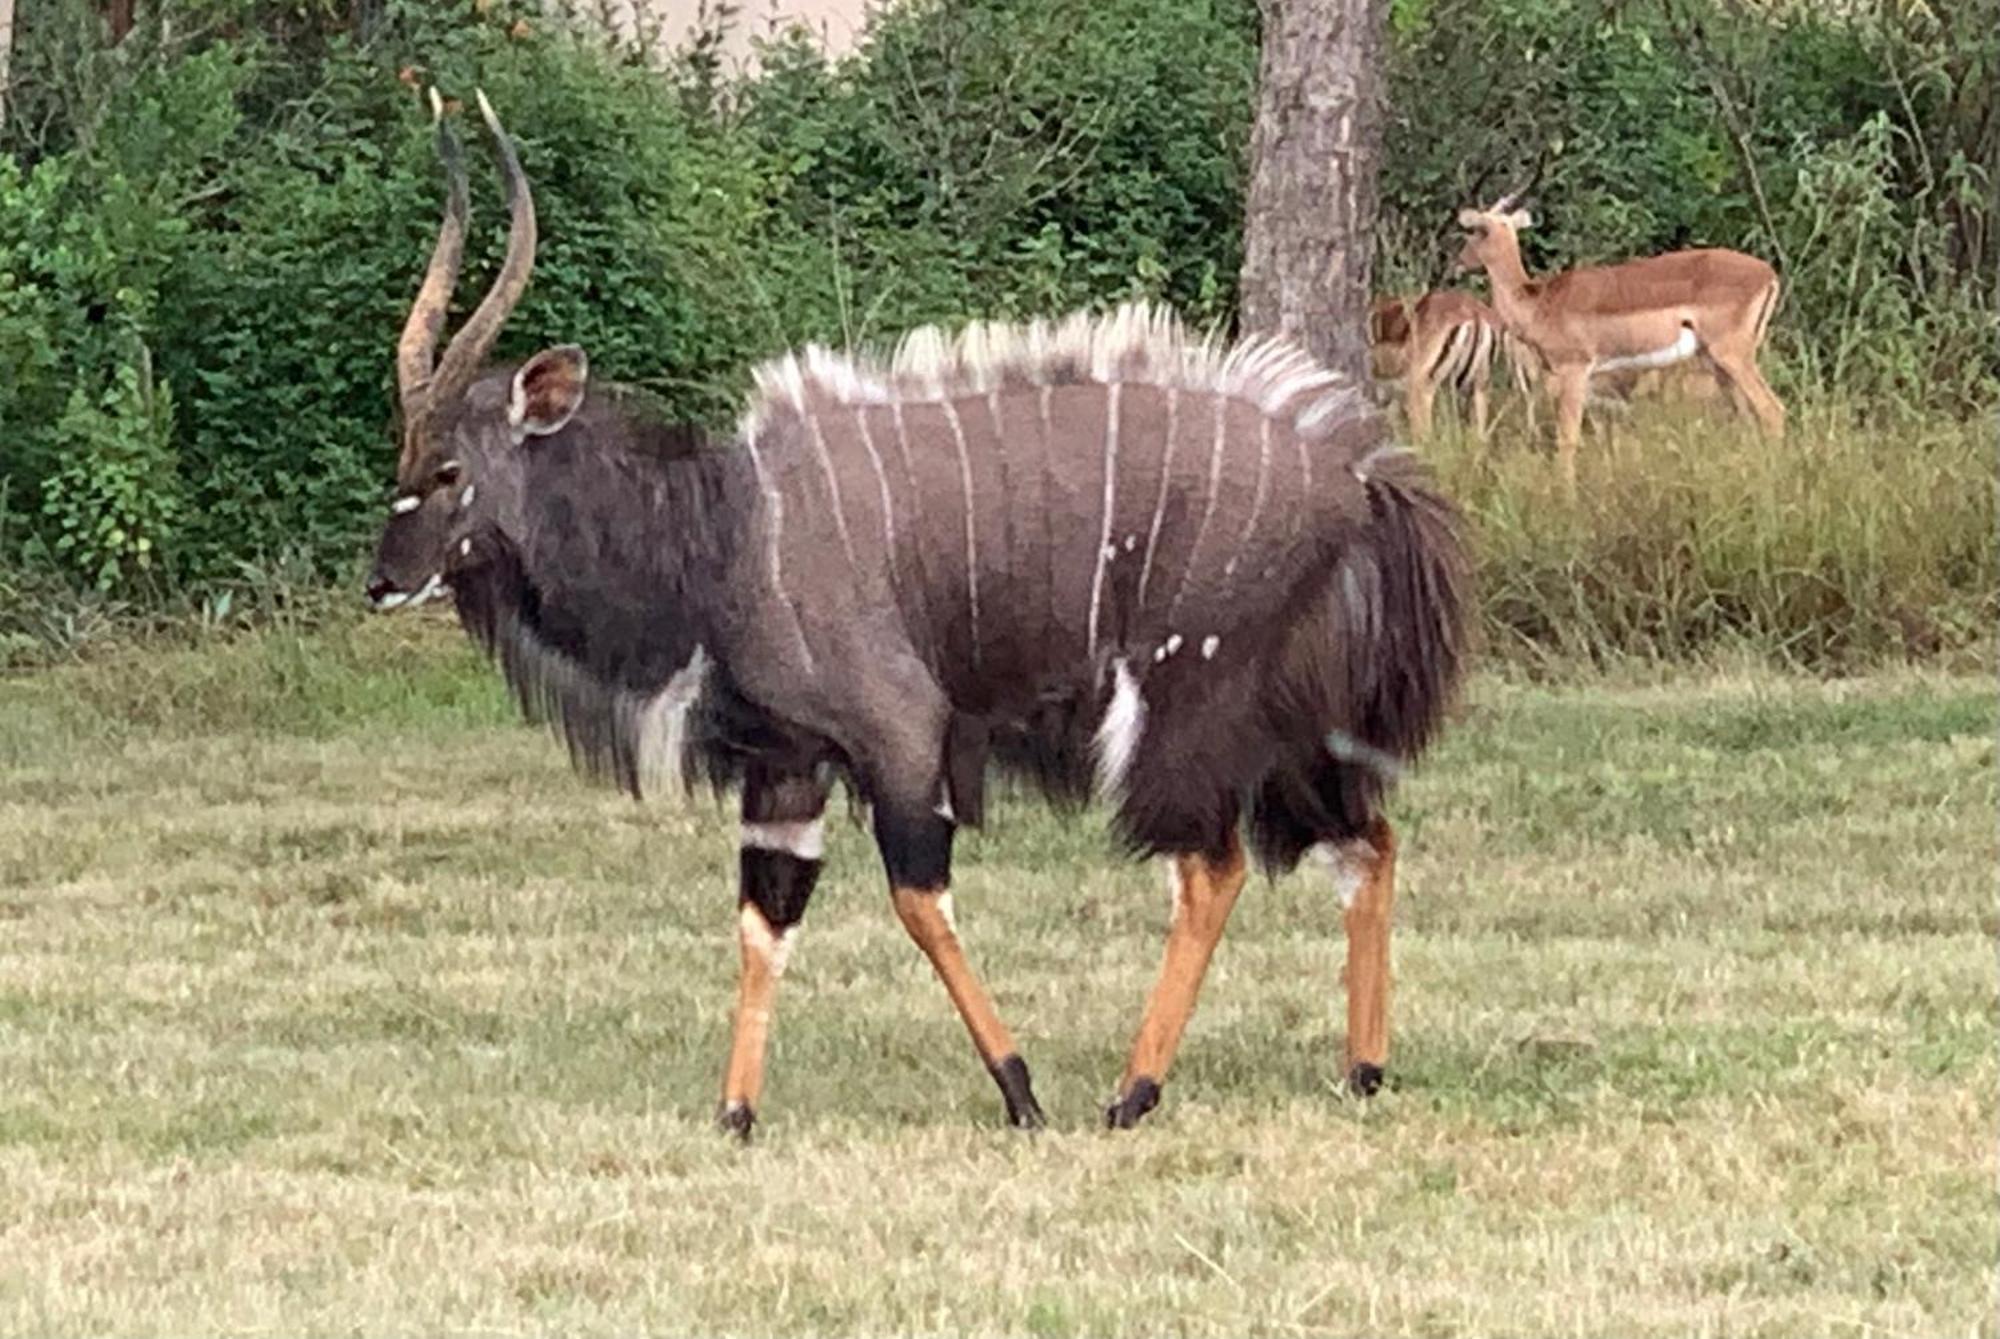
top-left (0, 622), bottom-right (1992, 1335)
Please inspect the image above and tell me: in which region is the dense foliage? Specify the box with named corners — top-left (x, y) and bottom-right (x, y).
top-left (0, 0), bottom-right (1992, 664)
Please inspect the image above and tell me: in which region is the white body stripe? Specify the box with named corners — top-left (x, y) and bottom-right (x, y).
top-left (1086, 382), bottom-right (1122, 659)
top-left (941, 398), bottom-right (981, 666)
top-left (1167, 394), bottom-right (1228, 620)
top-left (1594, 325), bottom-right (1699, 374)
top-left (742, 437), bottom-right (815, 670)
top-left (1226, 415), bottom-right (1273, 580)
top-left (850, 407), bottom-right (898, 568)
top-left (1092, 658), bottom-right (1146, 801)
top-left (806, 416), bottom-right (861, 573)
top-left (1294, 409), bottom-right (1313, 495)
top-left (888, 401), bottom-right (940, 637)
top-left (1039, 385), bottom-right (1056, 629)
top-left (741, 817), bottom-right (826, 862)
top-left (1136, 384), bottom-right (1178, 612)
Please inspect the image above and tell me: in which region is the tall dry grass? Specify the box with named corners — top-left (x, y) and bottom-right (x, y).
top-left (1424, 400), bottom-right (1995, 671)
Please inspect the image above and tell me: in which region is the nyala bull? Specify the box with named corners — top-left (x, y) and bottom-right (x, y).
top-left (369, 93), bottom-right (1468, 1137)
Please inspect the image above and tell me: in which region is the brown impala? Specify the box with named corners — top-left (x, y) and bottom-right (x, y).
top-left (1456, 198), bottom-right (1785, 480)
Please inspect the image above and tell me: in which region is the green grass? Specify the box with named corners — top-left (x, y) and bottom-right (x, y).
top-left (0, 615), bottom-right (1993, 1336)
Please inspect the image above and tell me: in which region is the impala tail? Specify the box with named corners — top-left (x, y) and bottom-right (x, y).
top-left (1250, 448), bottom-right (1468, 872)
top-left (1751, 274), bottom-right (1781, 349)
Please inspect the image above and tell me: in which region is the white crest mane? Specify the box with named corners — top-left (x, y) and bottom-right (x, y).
top-left (738, 301), bottom-right (1363, 441)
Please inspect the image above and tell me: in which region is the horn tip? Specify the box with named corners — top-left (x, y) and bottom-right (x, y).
top-left (474, 88), bottom-right (503, 134)
top-left (427, 85), bottom-right (443, 121)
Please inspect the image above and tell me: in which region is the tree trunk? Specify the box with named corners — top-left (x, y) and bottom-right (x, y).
top-left (0, 0), bottom-right (13, 130)
top-left (106, 0), bottom-right (134, 43)
top-left (1237, 0), bottom-right (1385, 385)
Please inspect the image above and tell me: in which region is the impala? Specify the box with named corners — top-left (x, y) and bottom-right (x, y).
top-left (1456, 199), bottom-right (1785, 479)
top-left (1371, 291), bottom-right (1510, 439)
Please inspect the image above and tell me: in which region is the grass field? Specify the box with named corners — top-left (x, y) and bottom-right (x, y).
top-left (0, 613), bottom-right (1992, 1336)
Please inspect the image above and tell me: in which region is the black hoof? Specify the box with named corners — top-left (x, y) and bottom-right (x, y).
top-left (990, 1054), bottom-right (1046, 1130)
top-left (717, 1100), bottom-right (756, 1141)
top-left (1104, 1077), bottom-right (1161, 1130)
top-left (1346, 1062), bottom-right (1385, 1097)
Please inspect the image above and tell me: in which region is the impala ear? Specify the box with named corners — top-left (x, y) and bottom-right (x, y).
top-left (1507, 209), bottom-right (1535, 231)
top-left (509, 345), bottom-right (589, 439)
top-left (1456, 208), bottom-right (1485, 230)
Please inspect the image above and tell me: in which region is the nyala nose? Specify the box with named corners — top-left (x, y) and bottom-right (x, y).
top-left (365, 574), bottom-right (398, 604)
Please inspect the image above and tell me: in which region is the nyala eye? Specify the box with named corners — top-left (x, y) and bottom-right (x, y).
top-left (433, 460), bottom-right (463, 488)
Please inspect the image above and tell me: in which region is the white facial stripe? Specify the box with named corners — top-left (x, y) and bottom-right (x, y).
top-left (459, 484), bottom-right (475, 508)
top-left (403, 573), bottom-right (446, 608)
top-left (741, 818), bottom-right (825, 862)
top-left (390, 495), bottom-right (421, 515)
top-left (372, 589), bottom-right (409, 610)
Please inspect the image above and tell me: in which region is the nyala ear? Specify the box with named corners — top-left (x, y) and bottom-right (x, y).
top-left (1456, 208), bottom-right (1485, 230)
top-left (509, 345), bottom-right (590, 439)
top-left (1506, 209), bottom-right (1535, 231)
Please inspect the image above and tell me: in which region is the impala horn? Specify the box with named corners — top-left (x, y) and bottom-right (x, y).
top-left (1487, 144), bottom-right (1551, 219)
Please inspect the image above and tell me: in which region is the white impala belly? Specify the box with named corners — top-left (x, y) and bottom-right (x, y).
top-left (1593, 324), bottom-right (1699, 374)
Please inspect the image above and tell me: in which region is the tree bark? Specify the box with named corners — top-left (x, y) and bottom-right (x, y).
top-left (106, 0), bottom-right (134, 43)
top-left (1237, 0), bottom-right (1385, 385)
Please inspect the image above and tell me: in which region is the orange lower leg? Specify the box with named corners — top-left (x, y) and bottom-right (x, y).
top-left (1108, 833), bottom-right (1249, 1127)
top-left (892, 886), bottom-right (1043, 1128)
top-left (719, 905), bottom-right (788, 1136)
top-left (1341, 819), bottom-right (1398, 1094)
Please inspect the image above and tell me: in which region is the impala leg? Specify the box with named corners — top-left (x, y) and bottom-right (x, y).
top-left (879, 804), bottom-right (1044, 1129)
top-left (1551, 365), bottom-right (1590, 487)
top-left (718, 769), bottom-right (831, 1140)
top-left (1706, 344), bottom-right (1787, 439)
top-left (1332, 818), bottom-right (1398, 1096)
top-left (1405, 370), bottom-right (1436, 439)
top-left (1106, 831), bottom-right (1249, 1129)
top-left (1468, 326), bottom-right (1495, 443)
